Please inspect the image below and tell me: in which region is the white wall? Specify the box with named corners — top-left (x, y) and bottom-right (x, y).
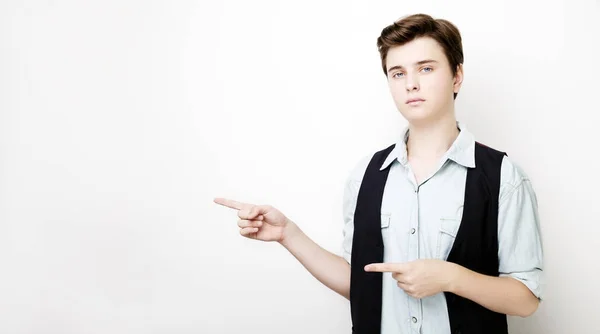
top-left (1, 0), bottom-right (598, 333)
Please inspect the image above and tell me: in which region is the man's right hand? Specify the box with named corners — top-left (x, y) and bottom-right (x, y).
top-left (214, 197), bottom-right (350, 299)
top-left (214, 197), bottom-right (292, 243)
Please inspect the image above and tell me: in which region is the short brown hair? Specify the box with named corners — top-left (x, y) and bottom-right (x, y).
top-left (376, 13), bottom-right (464, 99)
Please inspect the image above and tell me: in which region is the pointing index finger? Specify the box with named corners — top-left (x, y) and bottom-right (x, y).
top-left (364, 263), bottom-right (406, 273)
top-left (214, 197), bottom-right (246, 210)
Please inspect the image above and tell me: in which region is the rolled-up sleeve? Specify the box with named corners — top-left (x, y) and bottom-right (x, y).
top-left (341, 178), bottom-right (358, 264)
top-left (341, 156), bottom-right (370, 264)
top-left (497, 158), bottom-right (545, 300)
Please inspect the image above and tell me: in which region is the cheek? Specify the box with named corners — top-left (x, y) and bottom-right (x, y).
top-left (430, 73), bottom-right (455, 93)
top-left (388, 81), bottom-right (406, 100)
top-left (422, 77), bottom-right (454, 103)
top-left (422, 76), bottom-right (443, 92)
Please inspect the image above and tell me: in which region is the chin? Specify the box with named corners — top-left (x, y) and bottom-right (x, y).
top-left (399, 109), bottom-right (435, 124)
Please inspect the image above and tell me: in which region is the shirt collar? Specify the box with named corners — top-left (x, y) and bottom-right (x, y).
top-left (379, 121), bottom-right (476, 170)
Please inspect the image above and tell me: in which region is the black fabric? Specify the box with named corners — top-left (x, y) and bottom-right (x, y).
top-left (350, 144), bottom-right (395, 334)
top-left (349, 142), bottom-right (507, 334)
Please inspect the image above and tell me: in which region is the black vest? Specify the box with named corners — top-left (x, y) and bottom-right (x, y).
top-left (350, 142), bottom-right (508, 334)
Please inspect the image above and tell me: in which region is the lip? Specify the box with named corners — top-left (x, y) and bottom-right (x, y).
top-left (406, 98), bottom-right (425, 104)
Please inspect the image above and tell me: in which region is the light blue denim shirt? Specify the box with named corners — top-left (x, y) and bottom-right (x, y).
top-left (341, 122), bottom-right (544, 334)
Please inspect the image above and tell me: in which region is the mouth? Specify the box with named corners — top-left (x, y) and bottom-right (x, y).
top-left (406, 98), bottom-right (425, 106)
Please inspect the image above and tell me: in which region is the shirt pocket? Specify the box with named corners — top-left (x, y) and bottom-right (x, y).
top-left (380, 213), bottom-right (391, 245)
top-left (436, 217), bottom-right (460, 260)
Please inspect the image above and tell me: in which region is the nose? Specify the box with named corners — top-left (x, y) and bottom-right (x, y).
top-left (405, 74), bottom-right (419, 92)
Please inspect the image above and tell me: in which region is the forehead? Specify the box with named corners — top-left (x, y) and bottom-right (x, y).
top-left (386, 37), bottom-right (448, 68)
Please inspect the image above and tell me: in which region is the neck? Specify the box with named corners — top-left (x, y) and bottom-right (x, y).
top-left (406, 114), bottom-right (459, 160)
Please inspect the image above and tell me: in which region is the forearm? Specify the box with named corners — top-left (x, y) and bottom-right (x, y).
top-left (279, 221), bottom-right (351, 299)
top-left (448, 263), bottom-right (539, 317)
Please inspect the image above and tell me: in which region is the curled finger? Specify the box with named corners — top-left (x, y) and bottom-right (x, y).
top-left (237, 219), bottom-right (263, 228)
top-left (239, 227), bottom-right (259, 237)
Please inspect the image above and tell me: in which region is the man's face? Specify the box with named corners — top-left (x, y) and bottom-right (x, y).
top-left (385, 37), bottom-right (463, 126)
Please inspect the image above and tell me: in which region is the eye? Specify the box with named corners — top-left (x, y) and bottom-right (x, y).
top-left (421, 67), bottom-right (433, 73)
top-left (392, 72), bottom-right (404, 78)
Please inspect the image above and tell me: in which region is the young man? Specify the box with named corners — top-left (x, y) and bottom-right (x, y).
top-left (214, 13), bottom-right (543, 334)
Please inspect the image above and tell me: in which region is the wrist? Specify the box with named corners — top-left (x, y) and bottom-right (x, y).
top-left (279, 219), bottom-right (300, 247)
top-left (445, 261), bottom-right (463, 293)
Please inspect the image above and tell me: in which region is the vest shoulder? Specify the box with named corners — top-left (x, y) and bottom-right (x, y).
top-left (475, 141), bottom-right (506, 156)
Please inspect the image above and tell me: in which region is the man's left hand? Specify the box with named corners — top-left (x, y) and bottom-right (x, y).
top-left (364, 259), bottom-right (458, 299)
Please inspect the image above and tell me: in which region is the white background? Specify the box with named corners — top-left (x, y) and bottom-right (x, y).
top-left (1, 0), bottom-right (599, 333)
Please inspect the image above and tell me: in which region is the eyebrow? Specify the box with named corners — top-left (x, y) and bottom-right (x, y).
top-left (387, 59), bottom-right (438, 74)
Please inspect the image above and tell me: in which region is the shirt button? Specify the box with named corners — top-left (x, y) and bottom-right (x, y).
top-left (412, 316), bottom-right (418, 323)
top-left (410, 228), bottom-right (416, 234)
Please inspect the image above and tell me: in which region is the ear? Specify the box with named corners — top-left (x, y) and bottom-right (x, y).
top-left (453, 64), bottom-right (464, 94)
